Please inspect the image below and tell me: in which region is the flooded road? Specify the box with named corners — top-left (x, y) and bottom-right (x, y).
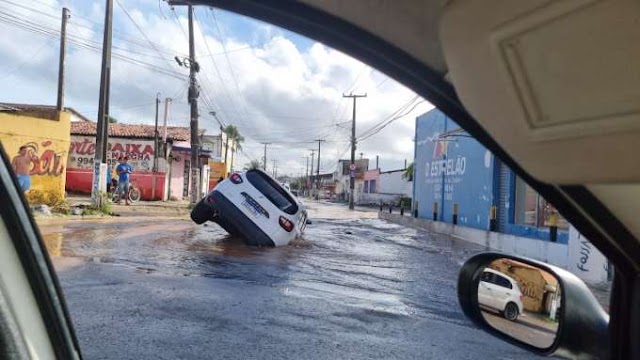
top-left (41, 201), bottom-right (540, 359)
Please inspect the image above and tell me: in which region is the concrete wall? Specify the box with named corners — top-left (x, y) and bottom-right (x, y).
top-left (380, 212), bottom-right (609, 285)
top-left (66, 135), bottom-right (167, 200)
top-left (0, 110), bottom-right (71, 197)
top-left (379, 171), bottom-right (412, 196)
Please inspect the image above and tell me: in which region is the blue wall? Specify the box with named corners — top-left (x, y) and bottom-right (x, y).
top-left (414, 109), bottom-right (495, 230)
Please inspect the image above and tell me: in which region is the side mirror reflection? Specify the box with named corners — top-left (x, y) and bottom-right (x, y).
top-left (477, 258), bottom-right (561, 349)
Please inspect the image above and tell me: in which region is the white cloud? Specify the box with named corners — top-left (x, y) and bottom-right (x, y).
top-left (0, 0), bottom-right (432, 176)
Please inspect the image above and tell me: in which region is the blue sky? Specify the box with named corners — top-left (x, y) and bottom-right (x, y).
top-left (0, 0), bottom-right (430, 175)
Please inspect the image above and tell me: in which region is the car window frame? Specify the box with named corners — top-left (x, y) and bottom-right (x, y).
top-left (0, 143), bottom-right (81, 359)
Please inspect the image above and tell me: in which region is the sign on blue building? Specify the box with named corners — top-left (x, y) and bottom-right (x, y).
top-left (413, 108), bottom-right (569, 242)
top-left (414, 109), bottom-right (495, 230)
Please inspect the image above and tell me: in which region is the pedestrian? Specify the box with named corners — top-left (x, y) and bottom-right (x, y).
top-left (11, 146), bottom-right (37, 192)
top-left (115, 156), bottom-right (133, 205)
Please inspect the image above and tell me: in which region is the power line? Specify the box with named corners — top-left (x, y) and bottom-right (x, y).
top-left (209, 8), bottom-right (251, 121)
top-left (357, 95), bottom-right (419, 140)
top-left (193, 8), bottom-right (244, 127)
top-left (358, 98), bottom-right (426, 142)
top-left (114, 0), bottom-right (175, 70)
top-left (0, 11), bottom-right (188, 80)
top-left (0, 38), bottom-right (51, 79)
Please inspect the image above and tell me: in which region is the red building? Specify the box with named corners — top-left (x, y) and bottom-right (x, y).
top-left (66, 121), bottom-right (200, 201)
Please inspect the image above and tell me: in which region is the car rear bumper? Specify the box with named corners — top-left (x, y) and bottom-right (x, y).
top-left (210, 190), bottom-right (276, 247)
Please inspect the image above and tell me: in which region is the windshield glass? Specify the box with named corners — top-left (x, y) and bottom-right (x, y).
top-left (0, 1), bottom-right (612, 359)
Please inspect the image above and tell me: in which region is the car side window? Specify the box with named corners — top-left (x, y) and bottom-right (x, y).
top-left (481, 271), bottom-right (494, 283)
top-left (494, 275), bottom-right (513, 289)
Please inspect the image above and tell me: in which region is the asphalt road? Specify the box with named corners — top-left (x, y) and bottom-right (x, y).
top-left (40, 201), bottom-right (542, 359)
top-left (482, 310), bottom-right (557, 349)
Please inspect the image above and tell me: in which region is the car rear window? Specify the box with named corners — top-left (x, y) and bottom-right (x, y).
top-left (246, 170), bottom-right (298, 215)
top-left (494, 274), bottom-right (513, 289)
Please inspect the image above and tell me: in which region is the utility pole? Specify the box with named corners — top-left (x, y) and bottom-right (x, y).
top-left (153, 93), bottom-right (161, 172)
top-left (56, 7), bottom-right (70, 111)
top-left (92, 0), bottom-right (113, 207)
top-left (302, 156), bottom-right (309, 196)
top-left (170, 2), bottom-right (201, 202)
top-left (163, 98), bottom-right (172, 144)
top-left (187, 5), bottom-right (200, 202)
top-left (315, 139), bottom-right (324, 200)
top-left (376, 155), bottom-right (379, 169)
top-left (309, 149), bottom-right (316, 197)
top-left (261, 142), bottom-right (270, 171)
top-left (343, 93), bottom-right (367, 210)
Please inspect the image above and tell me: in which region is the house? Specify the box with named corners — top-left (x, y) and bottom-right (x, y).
top-left (67, 121), bottom-right (205, 201)
top-left (0, 103), bottom-right (80, 198)
top-left (360, 168), bottom-right (412, 205)
top-left (334, 159), bottom-right (369, 202)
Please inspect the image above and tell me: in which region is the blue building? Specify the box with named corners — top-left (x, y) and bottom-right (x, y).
top-left (413, 109), bottom-right (568, 243)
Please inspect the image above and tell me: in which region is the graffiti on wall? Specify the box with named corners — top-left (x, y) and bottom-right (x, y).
top-left (18, 141), bottom-right (66, 176)
top-left (68, 136), bottom-right (155, 172)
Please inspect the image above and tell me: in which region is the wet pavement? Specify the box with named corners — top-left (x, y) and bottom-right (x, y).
top-left (40, 201), bottom-right (542, 359)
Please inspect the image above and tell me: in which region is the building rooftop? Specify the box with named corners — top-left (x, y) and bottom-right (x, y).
top-left (0, 102), bottom-right (92, 122)
top-left (71, 121), bottom-right (203, 142)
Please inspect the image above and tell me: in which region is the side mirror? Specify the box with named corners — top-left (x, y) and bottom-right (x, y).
top-left (458, 253), bottom-right (609, 359)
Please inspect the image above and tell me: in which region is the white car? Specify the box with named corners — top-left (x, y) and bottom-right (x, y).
top-left (478, 268), bottom-right (524, 321)
top-left (191, 169), bottom-right (308, 247)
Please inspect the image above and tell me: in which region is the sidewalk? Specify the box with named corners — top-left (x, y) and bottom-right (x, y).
top-left (66, 194), bottom-right (191, 217)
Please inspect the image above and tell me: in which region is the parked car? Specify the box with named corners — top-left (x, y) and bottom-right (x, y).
top-left (478, 269), bottom-right (524, 321)
top-left (190, 169), bottom-right (308, 247)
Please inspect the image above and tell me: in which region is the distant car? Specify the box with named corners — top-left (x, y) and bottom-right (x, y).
top-left (478, 268), bottom-right (524, 321)
top-left (191, 169), bottom-right (308, 247)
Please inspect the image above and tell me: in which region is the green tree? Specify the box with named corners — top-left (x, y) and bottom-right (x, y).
top-left (403, 162), bottom-right (414, 181)
top-left (223, 125), bottom-right (245, 171)
top-left (108, 116), bottom-right (118, 123)
top-left (243, 159), bottom-right (262, 170)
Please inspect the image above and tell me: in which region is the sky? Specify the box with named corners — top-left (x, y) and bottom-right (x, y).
top-left (0, 0), bottom-right (434, 176)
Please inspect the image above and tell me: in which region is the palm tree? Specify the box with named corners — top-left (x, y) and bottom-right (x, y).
top-left (222, 125), bottom-right (244, 172)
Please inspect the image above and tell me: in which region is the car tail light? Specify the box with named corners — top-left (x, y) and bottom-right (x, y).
top-left (279, 216), bottom-right (294, 232)
top-left (230, 173), bottom-right (243, 184)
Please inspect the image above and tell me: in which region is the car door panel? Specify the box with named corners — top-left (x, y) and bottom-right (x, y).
top-left (0, 143), bottom-right (81, 359)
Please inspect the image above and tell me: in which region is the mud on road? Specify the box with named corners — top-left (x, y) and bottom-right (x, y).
top-left (39, 201), bottom-right (541, 359)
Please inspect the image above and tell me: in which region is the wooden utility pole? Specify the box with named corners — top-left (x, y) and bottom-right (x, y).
top-left (309, 149), bottom-right (315, 196)
top-left (187, 5), bottom-right (200, 202)
top-left (153, 93), bottom-right (161, 172)
top-left (56, 7), bottom-right (70, 111)
top-left (261, 142), bottom-right (270, 171)
top-left (315, 139), bottom-right (324, 200)
top-left (92, 0), bottom-right (113, 206)
top-left (170, 1), bottom-right (201, 202)
top-left (343, 93), bottom-right (367, 209)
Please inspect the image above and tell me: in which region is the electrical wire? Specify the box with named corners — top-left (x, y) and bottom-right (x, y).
top-left (0, 38), bottom-right (51, 79)
top-left (358, 97), bottom-right (426, 142)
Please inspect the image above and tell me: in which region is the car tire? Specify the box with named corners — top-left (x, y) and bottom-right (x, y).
top-left (503, 302), bottom-right (519, 321)
top-left (191, 200), bottom-right (214, 224)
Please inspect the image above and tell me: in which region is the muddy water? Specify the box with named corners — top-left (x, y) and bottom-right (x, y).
top-left (40, 202), bottom-right (539, 359)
